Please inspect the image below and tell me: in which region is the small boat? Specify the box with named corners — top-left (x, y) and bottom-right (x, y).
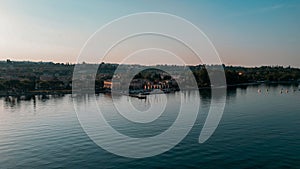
top-left (280, 88), bottom-right (284, 94)
top-left (129, 93), bottom-right (147, 99)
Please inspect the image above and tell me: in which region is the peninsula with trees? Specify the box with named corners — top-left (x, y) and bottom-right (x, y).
top-left (0, 60), bottom-right (299, 97)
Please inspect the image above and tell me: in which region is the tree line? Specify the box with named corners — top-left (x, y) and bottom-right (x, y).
top-left (0, 61), bottom-right (299, 93)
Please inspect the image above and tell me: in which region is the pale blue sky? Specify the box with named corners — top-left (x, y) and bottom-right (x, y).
top-left (0, 0), bottom-right (299, 66)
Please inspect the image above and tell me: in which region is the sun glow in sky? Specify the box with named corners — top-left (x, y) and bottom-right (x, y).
top-left (0, 0), bottom-right (299, 66)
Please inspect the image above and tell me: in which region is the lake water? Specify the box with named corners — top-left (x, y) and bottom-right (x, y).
top-left (0, 84), bottom-right (299, 168)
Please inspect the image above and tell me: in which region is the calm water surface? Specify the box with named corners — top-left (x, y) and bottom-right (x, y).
top-left (0, 85), bottom-right (299, 168)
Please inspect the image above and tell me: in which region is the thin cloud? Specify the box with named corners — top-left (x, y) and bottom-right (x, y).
top-left (227, 3), bottom-right (293, 18)
top-left (259, 4), bottom-right (285, 12)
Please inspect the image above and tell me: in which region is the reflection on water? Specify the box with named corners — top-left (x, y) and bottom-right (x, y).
top-left (5, 84), bottom-right (297, 109)
top-left (0, 84), bottom-right (299, 168)
top-left (2, 84), bottom-right (298, 109)
top-left (2, 94), bottom-right (66, 110)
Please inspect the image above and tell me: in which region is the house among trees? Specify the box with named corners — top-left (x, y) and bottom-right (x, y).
top-left (103, 80), bottom-right (121, 90)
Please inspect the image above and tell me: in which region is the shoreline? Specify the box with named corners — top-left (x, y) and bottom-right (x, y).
top-left (0, 81), bottom-right (298, 97)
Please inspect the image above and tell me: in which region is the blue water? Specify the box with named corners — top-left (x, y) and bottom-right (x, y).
top-left (0, 85), bottom-right (299, 168)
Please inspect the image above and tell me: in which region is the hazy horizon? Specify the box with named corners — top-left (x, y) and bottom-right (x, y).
top-left (2, 59), bottom-right (300, 68)
top-left (1, 0), bottom-right (300, 67)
